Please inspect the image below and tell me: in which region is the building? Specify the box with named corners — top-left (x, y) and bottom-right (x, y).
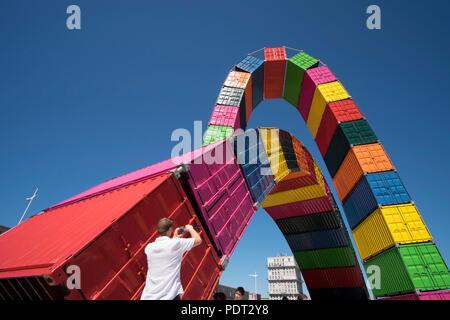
top-left (267, 254), bottom-right (303, 300)
top-left (215, 284), bottom-right (261, 300)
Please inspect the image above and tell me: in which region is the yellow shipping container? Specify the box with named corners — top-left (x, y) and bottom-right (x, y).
top-left (307, 81), bottom-right (350, 138)
top-left (259, 128), bottom-right (290, 181)
top-left (353, 203), bottom-right (433, 261)
top-left (262, 162), bottom-right (326, 208)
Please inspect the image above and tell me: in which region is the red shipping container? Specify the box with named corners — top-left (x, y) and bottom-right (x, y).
top-left (264, 195), bottom-right (334, 220)
top-left (301, 265), bottom-right (365, 289)
top-left (0, 174), bottom-right (222, 300)
top-left (298, 66), bottom-right (336, 121)
top-left (264, 47), bottom-right (287, 99)
top-left (379, 290), bottom-right (450, 300)
top-left (315, 99), bottom-right (364, 157)
top-left (209, 104), bottom-right (240, 129)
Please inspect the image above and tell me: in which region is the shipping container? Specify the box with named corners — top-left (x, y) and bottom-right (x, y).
top-left (203, 125), bottom-right (234, 146)
top-left (353, 204), bottom-right (432, 261)
top-left (285, 228), bottom-right (350, 252)
top-left (315, 99), bottom-right (364, 157)
top-left (308, 287), bottom-right (369, 300)
top-left (216, 86), bottom-right (246, 129)
top-left (379, 290), bottom-right (450, 300)
top-left (275, 210), bottom-right (342, 234)
top-left (294, 247), bottom-right (357, 269)
top-left (302, 265), bottom-right (365, 289)
top-left (0, 174), bottom-right (222, 300)
top-left (283, 52), bottom-right (319, 107)
top-left (364, 243), bottom-right (450, 298)
top-left (233, 129), bottom-right (276, 206)
top-left (223, 70), bottom-right (252, 125)
top-left (209, 105), bottom-right (240, 129)
top-left (333, 143), bottom-right (394, 201)
top-left (298, 66), bottom-right (337, 121)
top-left (307, 81), bottom-right (350, 138)
top-left (324, 120), bottom-right (378, 176)
top-left (262, 163), bottom-right (326, 208)
top-left (235, 56), bottom-right (264, 109)
top-left (264, 195), bottom-right (334, 220)
top-left (271, 139), bottom-right (317, 193)
top-left (258, 128), bottom-right (290, 181)
top-left (278, 129), bottom-right (302, 172)
top-left (343, 171), bottom-right (411, 229)
top-left (264, 47), bottom-right (287, 99)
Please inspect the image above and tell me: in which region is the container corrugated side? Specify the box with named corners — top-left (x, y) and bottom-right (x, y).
top-left (302, 265), bottom-right (365, 289)
top-left (285, 228), bottom-right (350, 252)
top-left (294, 247), bottom-right (356, 269)
top-left (236, 56), bottom-right (264, 109)
top-left (379, 290), bottom-right (450, 300)
top-left (275, 210), bottom-right (342, 234)
top-left (264, 195), bottom-right (335, 220)
top-left (264, 47), bottom-right (287, 99)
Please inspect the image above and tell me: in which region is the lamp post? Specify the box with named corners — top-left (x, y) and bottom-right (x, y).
top-left (18, 187), bottom-right (38, 225)
top-left (249, 272), bottom-right (258, 300)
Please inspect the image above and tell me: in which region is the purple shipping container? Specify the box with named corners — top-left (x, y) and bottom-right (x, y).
top-left (298, 66), bottom-right (337, 121)
top-left (379, 290), bottom-right (450, 300)
top-left (47, 140), bottom-right (255, 259)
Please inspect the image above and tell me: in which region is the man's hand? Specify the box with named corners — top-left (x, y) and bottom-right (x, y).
top-left (184, 224), bottom-right (202, 247)
top-left (173, 227), bottom-right (184, 238)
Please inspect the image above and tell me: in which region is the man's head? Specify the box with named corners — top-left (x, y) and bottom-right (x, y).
top-left (234, 287), bottom-right (245, 300)
top-left (157, 218), bottom-right (173, 237)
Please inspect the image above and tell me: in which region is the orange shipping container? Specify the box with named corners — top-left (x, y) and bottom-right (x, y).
top-left (264, 47), bottom-right (287, 99)
top-left (333, 143), bottom-right (394, 201)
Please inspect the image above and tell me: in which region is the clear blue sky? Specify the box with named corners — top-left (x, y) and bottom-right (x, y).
top-left (1, 1), bottom-right (449, 299)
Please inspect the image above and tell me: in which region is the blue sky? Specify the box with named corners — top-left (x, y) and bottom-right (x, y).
top-left (1, 1), bottom-right (449, 299)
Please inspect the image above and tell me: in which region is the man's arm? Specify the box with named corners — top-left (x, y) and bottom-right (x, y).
top-left (185, 225), bottom-right (202, 247)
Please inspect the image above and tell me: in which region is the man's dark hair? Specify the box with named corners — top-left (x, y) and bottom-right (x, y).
top-left (213, 292), bottom-right (226, 300)
top-left (157, 218), bottom-right (173, 235)
top-left (235, 287), bottom-right (245, 296)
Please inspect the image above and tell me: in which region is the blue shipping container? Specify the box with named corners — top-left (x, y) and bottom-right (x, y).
top-left (236, 56), bottom-right (264, 110)
top-left (284, 228), bottom-right (350, 252)
top-left (234, 129), bottom-right (275, 206)
top-left (343, 171), bottom-right (411, 229)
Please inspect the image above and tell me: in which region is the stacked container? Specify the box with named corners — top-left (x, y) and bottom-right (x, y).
top-left (0, 174), bottom-right (222, 300)
top-left (235, 56), bottom-right (264, 110)
top-left (305, 56), bottom-right (450, 299)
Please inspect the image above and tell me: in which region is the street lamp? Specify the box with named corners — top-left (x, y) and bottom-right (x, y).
top-left (18, 187), bottom-right (38, 225)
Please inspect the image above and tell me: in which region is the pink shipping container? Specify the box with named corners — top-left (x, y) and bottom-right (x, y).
top-left (265, 194), bottom-right (334, 220)
top-left (47, 140), bottom-right (255, 259)
top-left (298, 66), bottom-right (337, 121)
top-left (209, 104), bottom-right (241, 129)
top-left (379, 290), bottom-right (450, 300)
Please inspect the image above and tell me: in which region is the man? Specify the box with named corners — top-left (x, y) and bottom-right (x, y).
top-left (140, 218), bottom-right (202, 300)
top-left (234, 287), bottom-right (245, 300)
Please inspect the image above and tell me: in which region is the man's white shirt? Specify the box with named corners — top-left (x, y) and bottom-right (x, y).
top-left (140, 236), bottom-right (195, 300)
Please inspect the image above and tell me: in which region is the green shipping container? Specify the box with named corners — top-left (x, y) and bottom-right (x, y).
top-left (283, 52), bottom-right (319, 107)
top-left (294, 247), bottom-right (356, 270)
top-left (340, 119), bottom-right (377, 146)
top-left (364, 243), bottom-right (450, 298)
top-left (203, 125), bottom-right (234, 146)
